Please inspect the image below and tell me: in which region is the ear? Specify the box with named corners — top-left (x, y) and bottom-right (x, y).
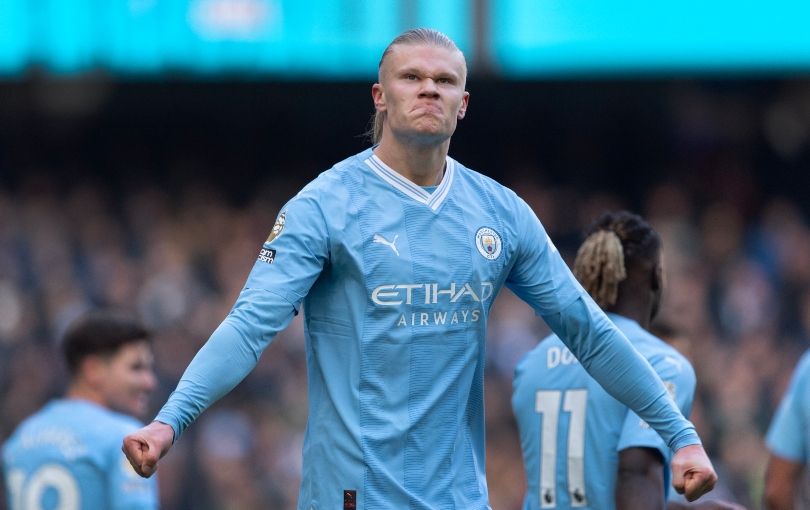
top-left (79, 355), bottom-right (107, 386)
top-left (457, 91), bottom-right (470, 120)
top-left (371, 83), bottom-right (386, 112)
top-left (652, 255), bottom-right (665, 292)
top-left (649, 261), bottom-right (664, 322)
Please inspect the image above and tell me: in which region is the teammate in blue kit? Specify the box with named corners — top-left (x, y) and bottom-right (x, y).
top-left (764, 350), bottom-right (810, 509)
top-left (122, 28), bottom-right (717, 509)
top-left (3, 310), bottom-right (158, 510)
top-left (512, 211), bottom-right (743, 510)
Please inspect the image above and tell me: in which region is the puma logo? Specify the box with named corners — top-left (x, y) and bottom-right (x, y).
top-left (373, 234), bottom-right (399, 256)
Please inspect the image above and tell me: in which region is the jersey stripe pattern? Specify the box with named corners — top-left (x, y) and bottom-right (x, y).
top-left (156, 148), bottom-right (700, 509)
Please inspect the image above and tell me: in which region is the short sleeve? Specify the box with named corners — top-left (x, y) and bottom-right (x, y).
top-left (617, 352), bottom-right (697, 460)
top-left (766, 352), bottom-right (810, 463)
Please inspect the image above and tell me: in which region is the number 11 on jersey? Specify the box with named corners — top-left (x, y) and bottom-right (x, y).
top-left (535, 389), bottom-right (588, 508)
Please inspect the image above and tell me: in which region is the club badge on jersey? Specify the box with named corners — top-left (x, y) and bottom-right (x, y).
top-left (475, 226), bottom-right (502, 260)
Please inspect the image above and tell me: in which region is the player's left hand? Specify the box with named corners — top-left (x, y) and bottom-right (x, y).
top-left (671, 444), bottom-right (717, 501)
top-left (122, 420), bottom-right (175, 478)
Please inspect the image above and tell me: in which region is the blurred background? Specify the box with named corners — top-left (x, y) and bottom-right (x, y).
top-left (2, 1), bottom-right (810, 508)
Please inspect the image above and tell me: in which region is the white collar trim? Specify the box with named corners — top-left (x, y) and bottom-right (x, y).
top-left (364, 154), bottom-right (455, 211)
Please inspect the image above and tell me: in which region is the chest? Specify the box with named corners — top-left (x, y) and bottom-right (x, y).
top-left (335, 191), bottom-right (512, 304)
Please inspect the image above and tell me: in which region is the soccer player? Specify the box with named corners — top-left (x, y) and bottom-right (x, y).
top-left (512, 211), bottom-right (743, 510)
top-left (3, 310), bottom-right (158, 510)
top-left (122, 29), bottom-right (717, 509)
top-left (764, 350), bottom-right (810, 510)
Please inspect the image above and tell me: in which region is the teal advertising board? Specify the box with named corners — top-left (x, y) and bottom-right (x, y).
top-left (0, 0), bottom-right (808, 78)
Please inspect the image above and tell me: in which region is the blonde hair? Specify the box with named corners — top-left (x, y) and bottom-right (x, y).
top-left (369, 28), bottom-right (464, 144)
top-left (573, 230), bottom-right (627, 308)
top-left (572, 211), bottom-right (662, 309)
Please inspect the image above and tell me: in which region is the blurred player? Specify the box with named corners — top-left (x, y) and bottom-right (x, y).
top-left (764, 350), bottom-right (810, 510)
top-left (123, 29), bottom-right (716, 509)
top-left (2, 309), bottom-right (158, 510)
top-left (512, 211), bottom-right (743, 510)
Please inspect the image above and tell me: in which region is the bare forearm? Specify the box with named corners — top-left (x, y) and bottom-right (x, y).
top-left (764, 455), bottom-right (803, 510)
top-left (616, 476), bottom-right (665, 510)
top-left (616, 448), bottom-right (666, 510)
top-left (764, 493), bottom-right (794, 510)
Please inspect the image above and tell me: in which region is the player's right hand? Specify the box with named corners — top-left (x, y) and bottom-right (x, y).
top-left (122, 420), bottom-right (175, 478)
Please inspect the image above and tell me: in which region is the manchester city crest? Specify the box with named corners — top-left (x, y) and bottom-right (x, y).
top-left (266, 211), bottom-right (286, 243)
top-left (475, 227), bottom-right (502, 260)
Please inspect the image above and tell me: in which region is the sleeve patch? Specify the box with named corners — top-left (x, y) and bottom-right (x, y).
top-left (265, 211), bottom-right (287, 243)
top-left (258, 248), bottom-right (277, 264)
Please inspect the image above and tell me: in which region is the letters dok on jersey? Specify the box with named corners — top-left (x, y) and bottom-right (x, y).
top-left (547, 346), bottom-right (579, 369)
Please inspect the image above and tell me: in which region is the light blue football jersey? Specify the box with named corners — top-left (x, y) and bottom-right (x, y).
top-left (157, 148), bottom-right (699, 509)
top-left (766, 350), bottom-right (810, 464)
top-left (512, 314), bottom-right (697, 510)
top-left (3, 399), bottom-right (158, 510)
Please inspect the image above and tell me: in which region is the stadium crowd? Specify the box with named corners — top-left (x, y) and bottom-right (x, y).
top-left (1, 80), bottom-right (809, 509)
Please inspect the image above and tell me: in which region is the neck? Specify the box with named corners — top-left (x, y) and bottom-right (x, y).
top-left (373, 133), bottom-right (449, 186)
top-left (612, 309), bottom-right (649, 329)
top-left (610, 298), bottom-right (652, 330)
top-left (66, 381), bottom-right (104, 407)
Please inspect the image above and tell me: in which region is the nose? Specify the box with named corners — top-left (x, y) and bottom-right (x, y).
top-left (418, 79), bottom-right (440, 98)
top-left (142, 370), bottom-right (158, 393)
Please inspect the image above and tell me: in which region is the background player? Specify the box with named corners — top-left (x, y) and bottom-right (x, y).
top-left (122, 29), bottom-right (716, 509)
top-left (2, 310), bottom-right (158, 510)
top-left (764, 350), bottom-right (810, 509)
top-left (512, 211), bottom-right (743, 509)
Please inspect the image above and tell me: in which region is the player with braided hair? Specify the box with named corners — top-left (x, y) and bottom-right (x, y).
top-left (513, 211), bottom-right (743, 510)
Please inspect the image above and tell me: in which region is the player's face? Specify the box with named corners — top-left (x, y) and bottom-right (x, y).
top-left (373, 43), bottom-right (469, 145)
top-left (99, 340), bottom-right (157, 417)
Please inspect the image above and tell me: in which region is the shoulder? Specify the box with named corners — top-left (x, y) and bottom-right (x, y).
top-left (290, 150), bottom-right (373, 209)
top-left (452, 159), bottom-right (522, 205)
top-left (3, 401), bottom-right (140, 463)
top-left (637, 332), bottom-right (695, 385)
top-left (273, 153), bottom-right (365, 230)
top-left (297, 162), bottom-right (350, 198)
top-left (2, 408), bottom-right (43, 450)
top-left (785, 350), bottom-right (810, 403)
top-left (793, 350), bottom-right (810, 379)
top-left (452, 160), bottom-right (546, 247)
top-left (5, 400), bottom-right (65, 437)
top-left (99, 409), bottom-right (145, 433)
top-left (611, 317), bottom-right (695, 381)
top-left (61, 403), bottom-right (144, 447)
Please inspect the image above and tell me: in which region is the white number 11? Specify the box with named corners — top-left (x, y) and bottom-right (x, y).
top-left (535, 389), bottom-right (588, 508)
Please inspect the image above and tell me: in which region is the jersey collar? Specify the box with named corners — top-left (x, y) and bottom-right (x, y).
top-left (364, 153), bottom-right (455, 212)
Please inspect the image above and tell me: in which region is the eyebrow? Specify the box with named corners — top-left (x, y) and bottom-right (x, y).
top-left (397, 66), bottom-right (459, 80)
